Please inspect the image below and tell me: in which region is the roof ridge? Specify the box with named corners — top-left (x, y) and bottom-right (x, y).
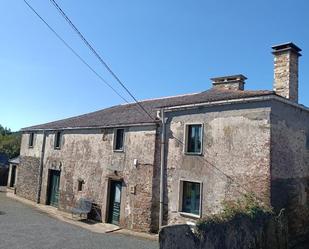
top-left (120, 91), bottom-right (202, 106)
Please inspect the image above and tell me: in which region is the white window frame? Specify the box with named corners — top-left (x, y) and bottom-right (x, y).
top-left (184, 123), bottom-right (203, 155)
top-left (178, 179), bottom-right (203, 218)
top-left (113, 128), bottom-right (125, 152)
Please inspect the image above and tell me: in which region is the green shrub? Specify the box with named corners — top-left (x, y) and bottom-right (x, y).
top-left (196, 193), bottom-right (273, 230)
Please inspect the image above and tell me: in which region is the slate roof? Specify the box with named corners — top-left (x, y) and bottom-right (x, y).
top-left (8, 156), bottom-right (20, 165)
top-left (22, 88), bottom-right (274, 131)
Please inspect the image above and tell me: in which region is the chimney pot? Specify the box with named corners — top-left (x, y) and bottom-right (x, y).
top-left (211, 74), bottom-right (247, 91)
top-left (272, 42), bottom-right (302, 103)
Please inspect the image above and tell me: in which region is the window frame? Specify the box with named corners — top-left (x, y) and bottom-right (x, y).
top-left (54, 131), bottom-right (62, 150)
top-left (184, 123), bottom-right (203, 155)
top-left (28, 132), bottom-right (35, 148)
top-left (178, 180), bottom-right (203, 218)
top-left (113, 128), bottom-right (125, 152)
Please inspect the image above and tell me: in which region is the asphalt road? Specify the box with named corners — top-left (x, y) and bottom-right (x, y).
top-left (0, 192), bottom-right (158, 249)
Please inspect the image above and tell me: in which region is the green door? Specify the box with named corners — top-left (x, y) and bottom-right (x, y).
top-left (48, 170), bottom-right (60, 207)
top-left (108, 181), bottom-right (122, 225)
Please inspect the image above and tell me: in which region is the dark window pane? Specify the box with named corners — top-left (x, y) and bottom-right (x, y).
top-left (182, 181), bottom-right (200, 215)
top-left (187, 125), bottom-right (202, 153)
top-left (115, 129), bottom-right (124, 150)
top-left (29, 133), bottom-right (34, 147)
top-left (55, 131), bottom-right (61, 149)
top-left (78, 180), bottom-right (84, 191)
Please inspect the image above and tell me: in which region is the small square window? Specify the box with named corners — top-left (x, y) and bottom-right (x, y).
top-left (114, 129), bottom-right (124, 151)
top-left (54, 131), bottom-right (62, 149)
top-left (29, 132), bottom-right (35, 148)
top-left (185, 124), bottom-right (202, 154)
top-left (180, 181), bottom-right (201, 216)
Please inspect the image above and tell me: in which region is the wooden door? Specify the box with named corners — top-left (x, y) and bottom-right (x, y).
top-left (48, 170), bottom-right (60, 207)
top-left (108, 181), bottom-right (122, 225)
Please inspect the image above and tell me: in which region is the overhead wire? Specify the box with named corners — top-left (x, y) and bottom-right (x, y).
top-left (50, 0), bottom-right (154, 121)
top-left (24, 0), bottom-right (264, 204)
top-left (23, 0), bottom-right (130, 104)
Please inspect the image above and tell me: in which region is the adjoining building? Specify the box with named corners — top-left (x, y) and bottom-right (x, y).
top-left (15, 43), bottom-right (309, 241)
top-left (0, 153), bottom-right (9, 186)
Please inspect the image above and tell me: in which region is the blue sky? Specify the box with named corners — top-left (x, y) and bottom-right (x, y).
top-left (1, 0), bottom-right (308, 131)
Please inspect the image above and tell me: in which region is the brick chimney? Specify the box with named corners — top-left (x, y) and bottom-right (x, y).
top-left (272, 42), bottom-right (302, 103)
top-left (211, 75), bottom-right (247, 91)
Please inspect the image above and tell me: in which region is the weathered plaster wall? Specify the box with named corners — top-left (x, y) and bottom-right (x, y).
top-left (18, 125), bottom-right (160, 233)
top-left (164, 102), bottom-right (272, 225)
top-left (270, 100), bottom-right (309, 243)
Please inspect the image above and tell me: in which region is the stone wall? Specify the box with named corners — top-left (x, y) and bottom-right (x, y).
top-left (159, 212), bottom-right (288, 249)
top-left (18, 125), bottom-right (160, 233)
top-left (164, 101), bottom-right (272, 225)
top-left (15, 156), bottom-right (40, 202)
top-left (270, 100), bottom-right (309, 246)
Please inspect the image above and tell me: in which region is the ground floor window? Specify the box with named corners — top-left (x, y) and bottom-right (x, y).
top-left (180, 181), bottom-right (201, 216)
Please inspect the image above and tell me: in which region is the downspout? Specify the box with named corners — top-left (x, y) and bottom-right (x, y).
top-left (36, 130), bottom-right (46, 204)
top-left (159, 109), bottom-right (166, 228)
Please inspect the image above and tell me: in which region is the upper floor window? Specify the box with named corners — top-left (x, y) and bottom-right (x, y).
top-left (185, 124), bottom-right (202, 154)
top-left (306, 133), bottom-right (309, 149)
top-left (114, 128), bottom-right (124, 151)
top-left (54, 131), bottom-right (62, 149)
top-left (28, 132), bottom-right (35, 148)
top-left (180, 180), bottom-right (201, 216)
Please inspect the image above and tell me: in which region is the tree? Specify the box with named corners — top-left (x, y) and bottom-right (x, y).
top-left (0, 125), bottom-right (21, 159)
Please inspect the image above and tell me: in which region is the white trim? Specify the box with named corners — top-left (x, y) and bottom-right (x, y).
top-left (183, 123), bottom-right (203, 155)
top-left (22, 122), bottom-right (157, 132)
top-left (162, 95), bottom-right (309, 113)
top-left (178, 179), bottom-right (203, 218)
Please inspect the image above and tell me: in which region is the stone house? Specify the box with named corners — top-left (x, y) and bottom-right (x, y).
top-left (16, 43), bottom-right (308, 241)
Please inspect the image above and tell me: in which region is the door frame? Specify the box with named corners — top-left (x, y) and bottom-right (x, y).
top-left (46, 169), bottom-right (61, 207)
top-left (105, 179), bottom-right (123, 225)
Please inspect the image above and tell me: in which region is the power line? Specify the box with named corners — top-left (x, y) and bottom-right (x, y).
top-left (50, 0), bottom-right (155, 121)
top-left (23, 0), bottom-right (130, 104)
top-left (25, 0), bottom-right (264, 205)
top-left (170, 134), bottom-right (266, 204)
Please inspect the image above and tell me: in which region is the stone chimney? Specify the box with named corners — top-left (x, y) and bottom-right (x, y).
top-left (272, 42), bottom-right (302, 103)
top-left (211, 74), bottom-right (247, 91)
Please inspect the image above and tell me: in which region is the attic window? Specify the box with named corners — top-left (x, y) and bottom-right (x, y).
top-left (78, 179), bottom-right (84, 191)
top-left (114, 129), bottom-right (124, 151)
top-left (54, 131), bottom-right (62, 149)
top-left (29, 132), bottom-right (35, 148)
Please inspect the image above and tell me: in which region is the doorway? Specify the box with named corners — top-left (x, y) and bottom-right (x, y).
top-left (47, 170), bottom-right (61, 207)
top-left (9, 165), bottom-right (17, 187)
top-left (108, 180), bottom-right (122, 225)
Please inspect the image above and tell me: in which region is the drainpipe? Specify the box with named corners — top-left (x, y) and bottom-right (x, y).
top-left (36, 130), bottom-right (46, 204)
top-left (159, 109), bottom-right (166, 228)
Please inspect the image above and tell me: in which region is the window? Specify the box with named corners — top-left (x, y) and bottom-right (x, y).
top-left (185, 124), bottom-right (202, 154)
top-left (29, 132), bottom-right (34, 148)
top-left (180, 181), bottom-right (201, 216)
top-left (78, 179), bottom-right (84, 191)
top-left (306, 133), bottom-right (309, 149)
top-left (54, 131), bottom-right (62, 149)
top-left (114, 129), bottom-right (124, 151)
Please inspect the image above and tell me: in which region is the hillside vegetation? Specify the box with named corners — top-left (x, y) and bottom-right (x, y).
top-left (0, 125), bottom-right (21, 159)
